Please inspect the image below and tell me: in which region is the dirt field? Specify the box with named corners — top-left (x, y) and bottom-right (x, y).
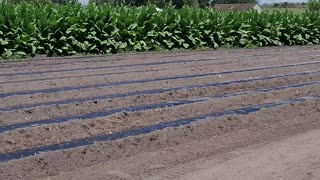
top-left (0, 46), bottom-right (320, 180)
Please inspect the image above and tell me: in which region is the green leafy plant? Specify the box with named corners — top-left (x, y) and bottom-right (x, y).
top-left (1, 2), bottom-right (320, 59)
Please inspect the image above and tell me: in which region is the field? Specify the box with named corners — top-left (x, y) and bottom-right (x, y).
top-left (0, 46), bottom-right (320, 179)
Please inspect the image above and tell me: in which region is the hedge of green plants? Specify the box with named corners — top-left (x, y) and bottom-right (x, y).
top-left (1, 3), bottom-right (320, 58)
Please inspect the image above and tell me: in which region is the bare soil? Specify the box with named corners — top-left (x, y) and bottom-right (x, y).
top-left (0, 46), bottom-right (319, 180)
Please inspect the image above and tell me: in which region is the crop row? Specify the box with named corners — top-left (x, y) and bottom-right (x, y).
top-left (1, 3), bottom-right (320, 58)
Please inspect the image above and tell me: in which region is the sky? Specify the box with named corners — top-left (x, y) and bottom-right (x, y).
top-left (78, 0), bottom-right (89, 6)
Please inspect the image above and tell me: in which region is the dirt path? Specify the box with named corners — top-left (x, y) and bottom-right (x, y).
top-left (0, 46), bottom-right (319, 179)
top-left (175, 129), bottom-right (320, 180)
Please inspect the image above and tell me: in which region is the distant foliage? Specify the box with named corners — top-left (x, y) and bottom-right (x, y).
top-left (6, 0), bottom-right (255, 7)
top-left (6, 0), bottom-right (78, 4)
top-left (213, 0), bottom-right (256, 4)
top-left (94, 0), bottom-right (209, 8)
top-left (273, 2), bottom-right (303, 8)
top-left (308, 0), bottom-right (320, 12)
top-left (6, 0), bottom-right (51, 5)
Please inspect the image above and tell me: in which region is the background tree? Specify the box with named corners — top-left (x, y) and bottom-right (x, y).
top-left (308, 0), bottom-right (320, 12)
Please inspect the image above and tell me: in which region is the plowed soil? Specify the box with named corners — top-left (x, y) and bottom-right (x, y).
top-left (0, 46), bottom-right (320, 180)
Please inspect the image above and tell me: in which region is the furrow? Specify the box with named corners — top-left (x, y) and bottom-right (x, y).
top-left (0, 61), bottom-right (319, 99)
top-left (0, 81), bottom-right (320, 133)
top-left (1, 71), bottom-right (318, 126)
top-left (0, 94), bottom-right (318, 163)
top-left (1, 54), bottom-right (318, 88)
top-left (1, 46), bottom-right (319, 71)
top-left (1, 69), bottom-right (319, 112)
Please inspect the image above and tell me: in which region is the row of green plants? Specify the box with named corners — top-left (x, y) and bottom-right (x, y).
top-left (5, 0), bottom-right (256, 7)
top-left (1, 2), bottom-right (320, 58)
top-left (92, 0), bottom-right (256, 7)
top-left (93, 0), bottom-right (209, 8)
top-left (5, 0), bottom-right (205, 7)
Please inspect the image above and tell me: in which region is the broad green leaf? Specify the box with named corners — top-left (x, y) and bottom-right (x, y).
top-left (0, 39), bottom-right (9, 45)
